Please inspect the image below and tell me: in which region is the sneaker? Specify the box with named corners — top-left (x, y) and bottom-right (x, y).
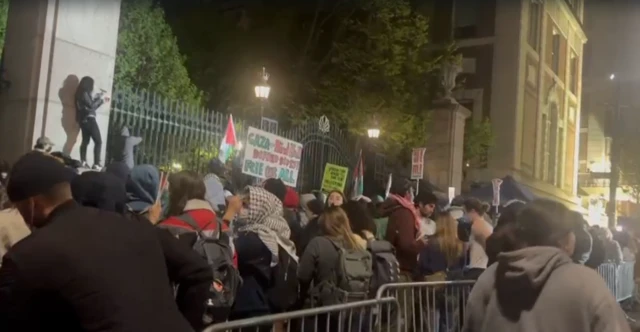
top-left (81, 161), bottom-right (90, 169)
top-left (92, 164), bottom-right (103, 171)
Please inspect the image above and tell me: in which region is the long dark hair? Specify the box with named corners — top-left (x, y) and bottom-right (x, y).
top-left (75, 76), bottom-right (94, 99)
top-left (167, 170), bottom-right (206, 217)
top-left (341, 200), bottom-right (377, 238)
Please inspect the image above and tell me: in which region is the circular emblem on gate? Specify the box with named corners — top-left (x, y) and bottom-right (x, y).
top-left (318, 115), bottom-right (330, 134)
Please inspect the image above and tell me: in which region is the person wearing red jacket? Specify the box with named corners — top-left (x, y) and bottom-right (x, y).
top-left (161, 170), bottom-right (237, 267)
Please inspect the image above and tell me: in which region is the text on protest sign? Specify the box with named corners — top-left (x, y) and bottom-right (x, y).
top-left (321, 163), bottom-right (349, 192)
top-left (411, 148), bottom-right (426, 179)
top-left (242, 127), bottom-right (303, 187)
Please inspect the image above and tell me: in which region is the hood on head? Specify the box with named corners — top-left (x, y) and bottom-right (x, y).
top-left (300, 193), bottom-right (316, 210)
top-left (121, 127), bottom-right (130, 137)
top-left (247, 186), bottom-right (284, 224)
top-left (72, 172), bottom-right (127, 214)
top-left (126, 164), bottom-right (159, 213)
top-left (496, 246), bottom-right (572, 308)
top-left (208, 158), bottom-right (226, 176)
top-left (105, 162), bottom-right (130, 184)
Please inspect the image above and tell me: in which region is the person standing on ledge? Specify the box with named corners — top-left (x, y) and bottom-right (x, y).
top-left (75, 76), bottom-right (109, 171)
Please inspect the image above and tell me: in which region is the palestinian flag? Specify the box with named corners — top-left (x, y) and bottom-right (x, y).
top-left (352, 149), bottom-right (364, 198)
top-left (218, 114), bottom-right (237, 163)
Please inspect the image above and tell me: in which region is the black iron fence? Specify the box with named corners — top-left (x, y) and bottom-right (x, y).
top-left (105, 87), bottom-right (364, 193)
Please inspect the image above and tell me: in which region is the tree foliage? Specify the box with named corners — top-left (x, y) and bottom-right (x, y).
top-left (169, 0), bottom-right (450, 160)
top-left (115, 0), bottom-right (202, 104)
top-left (464, 118), bottom-right (494, 168)
top-left (0, 0), bottom-right (8, 56)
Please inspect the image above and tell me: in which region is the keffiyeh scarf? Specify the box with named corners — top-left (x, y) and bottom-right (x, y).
top-left (234, 186), bottom-right (298, 265)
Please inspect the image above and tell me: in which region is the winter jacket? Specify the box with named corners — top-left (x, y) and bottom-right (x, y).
top-left (462, 247), bottom-right (630, 332)
top-left (231, 232), bottom-right (273, 317)
top-left (160, 199), bottom-right (237, 267)
top-left (75, 91), bottom-right (103, 123)
top-left (417, 238), bottom-right (466, 277)
top-left (298, 216), bottom-right (322, 255)
top-left (0, 201), bottom-right (210, 332)
top-left (381, 199), bottom-right (424, 274)
top-left (297, 235), bottom-right (368, 304)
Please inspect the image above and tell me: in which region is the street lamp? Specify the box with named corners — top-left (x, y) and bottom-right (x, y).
top-left (254, 67), bottom-right (270, 99)
top-left (254, 67), bottom-right (270, 129)
top-left (610, 73), bottom-right (616, 81)
top-left (367, 119), bottom-right (380, 139)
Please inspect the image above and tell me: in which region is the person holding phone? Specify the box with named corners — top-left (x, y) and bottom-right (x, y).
top-left (75, 76), bottom-right (110, 170)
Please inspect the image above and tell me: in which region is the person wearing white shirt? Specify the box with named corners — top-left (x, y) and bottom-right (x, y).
top-left (415, 191), bottom-right (438, 238)
top-left (464, 198), bottom-right (493, 279)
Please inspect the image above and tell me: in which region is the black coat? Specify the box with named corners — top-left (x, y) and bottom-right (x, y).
top-left (0, 201), bottom-right (211, 332)
top-left (75, 91), bottom-right (103, 123)
top-left (231, 232), bottom-right (272, 317)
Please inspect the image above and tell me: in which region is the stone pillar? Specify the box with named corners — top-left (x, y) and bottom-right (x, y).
top-left (424, 98), bottom-right (471, 195)
top-left (0, 0), bottom-right (121, 164)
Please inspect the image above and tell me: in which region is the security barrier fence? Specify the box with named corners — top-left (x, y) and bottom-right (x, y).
top-left (203, 263), bottom-right (635, 332)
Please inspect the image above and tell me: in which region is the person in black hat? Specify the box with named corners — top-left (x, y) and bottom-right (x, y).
top-left (0, 151), bottom-right (211, 331)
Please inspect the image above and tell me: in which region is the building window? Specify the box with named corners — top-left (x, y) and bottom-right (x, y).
top-left (454, 0), bottom-right (478, 39)
top-left (547, 105), bottom-right (559, 185)
top-left (551, 29), bottom-right (560, 74)
top-left (541, 113), bottom-right (550, 181)
top-left (556, 126), bottom-right (565, 186)
top-left (528, 0), bottom-right (541, 49)
top-left (569, 52), bottom-right (579, 94)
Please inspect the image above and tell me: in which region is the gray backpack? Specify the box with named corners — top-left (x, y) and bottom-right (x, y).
top-left (328, 239), bottom-right (373, 303)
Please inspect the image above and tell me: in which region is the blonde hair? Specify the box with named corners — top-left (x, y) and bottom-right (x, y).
top-left (320, 206), bottom-right (360, 250)
top-left (435, 212), bottom-right (464, 266)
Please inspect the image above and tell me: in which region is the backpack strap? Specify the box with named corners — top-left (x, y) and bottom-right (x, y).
top-left (176, 213), bottom-right (220, 239)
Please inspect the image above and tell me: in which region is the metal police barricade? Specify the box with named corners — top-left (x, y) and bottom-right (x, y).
top-left (375, 280), bottom-right (475, 332)
top-left (615, 261), bottom-right (635, 302)
top-left (597, 263), bottom-right (618, 298)
top-left (204, 297), bottom-right (401, 332)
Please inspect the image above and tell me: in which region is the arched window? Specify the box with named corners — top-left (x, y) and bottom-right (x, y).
top-left (541, 82), bottom-right (565, 187)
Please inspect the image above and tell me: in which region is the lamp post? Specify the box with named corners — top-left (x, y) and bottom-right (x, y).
top-left (254, 67), bottom-right (270, 129)
top-left (608, 72), bottom-right (622, 228)
top-left (367, 118), bottom-right (380, 139)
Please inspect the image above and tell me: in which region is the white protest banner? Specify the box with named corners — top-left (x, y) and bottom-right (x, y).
top-left (448, 187), bottom-right (456, 204)
top-left (242, 127), bottom-right (303, 187)
top-left (411, 148), bottom-right (426, 179)
top-left (492, 178), bottom-right (503, 206)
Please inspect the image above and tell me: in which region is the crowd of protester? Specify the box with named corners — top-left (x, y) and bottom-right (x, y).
top-left (0, 149), bottom-right (636, 331)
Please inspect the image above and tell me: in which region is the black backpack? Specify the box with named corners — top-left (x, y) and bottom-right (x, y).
top-left (267, 244), bottom-right (299, 311)
top-left (367, 239), bottom-right (400, 296)
top-left (163, 214), bottom-right (241, 324)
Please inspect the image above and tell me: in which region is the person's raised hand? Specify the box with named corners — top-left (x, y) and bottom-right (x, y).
top-left (147, 200), bottom-right (162, 225)
top-left (226, 195), bottom-right (243, 215)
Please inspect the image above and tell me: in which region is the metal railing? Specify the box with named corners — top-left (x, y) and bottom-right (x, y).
top-left (375, 281), bottom-right (475, 332)
top-left (598, 261), bottom-right (635, 302)
top-left (204, 297), bottom-right (400, 332)
top-left (105, 87), bottom-right (364, 192)
top-left (201, 264), bottom-right (636, 332)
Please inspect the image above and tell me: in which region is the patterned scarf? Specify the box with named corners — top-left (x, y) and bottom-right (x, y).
top-left (234, 186), bottom-right (298, 265)
top-left (390, 194), bottom-right (421, 231)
